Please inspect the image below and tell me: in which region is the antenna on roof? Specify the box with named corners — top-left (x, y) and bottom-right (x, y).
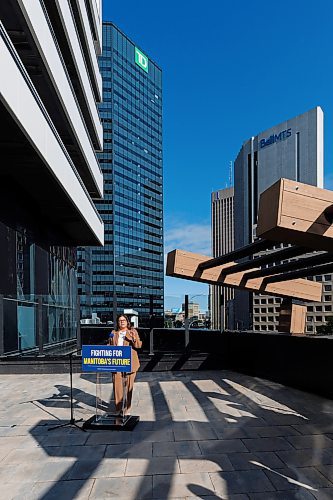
top-left (229, 161), bottom-right (233, 187)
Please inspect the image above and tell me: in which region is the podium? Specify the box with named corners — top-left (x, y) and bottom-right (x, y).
top-left (82, 345), bottom-right (140, 431)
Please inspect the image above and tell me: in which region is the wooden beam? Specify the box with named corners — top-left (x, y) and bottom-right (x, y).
top-left (166, 249), bottom-right (322, 302)
top-left (278, 299), bottom-right (307, 335)
top-left (257, 178), bottom-right (333, 251)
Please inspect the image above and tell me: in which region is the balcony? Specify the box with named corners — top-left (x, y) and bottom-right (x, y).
top-left (0, 0), bottom-right (103, 198)
top-left (0, 23), bottom-right (103, 245)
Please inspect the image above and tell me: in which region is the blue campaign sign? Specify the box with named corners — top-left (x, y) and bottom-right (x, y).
top-left (82, 345), bottom-right (132, 373)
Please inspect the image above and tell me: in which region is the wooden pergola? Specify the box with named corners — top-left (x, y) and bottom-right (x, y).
top-left (166, 179), bottom-right (333, 334)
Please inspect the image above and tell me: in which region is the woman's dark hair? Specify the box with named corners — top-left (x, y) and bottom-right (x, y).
top-left (116, 314), bottom-right (131, 330)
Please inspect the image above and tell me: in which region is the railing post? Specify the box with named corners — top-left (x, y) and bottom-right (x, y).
top-left (149, 328), bottom-right (154, 356)
top-left (184, 294), bottom-right (189, 348)
top-left (37, 296), bottom-right (44, 356)
top-left (0, 295), bottom-right (4, 356)
top-left (76, 294), bottom-right (81, 351)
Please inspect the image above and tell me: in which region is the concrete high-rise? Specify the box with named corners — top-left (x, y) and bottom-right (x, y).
top-left (78, 22), bottom-right (164, 325)
top-left (0, 0), bottom-right (104, 353)
top-left (234, 107), bottom-right (332, 332)
top-left (210, 188), bottom-right (234, 330)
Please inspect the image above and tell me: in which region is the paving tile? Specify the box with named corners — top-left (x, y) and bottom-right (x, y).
top-left (27, 479), bottom-right (95, 500)
top-left (66, 458), bottom-right (127, 479)
top-left (44, 444), bottom-right (106, 460)
top-left (262, 415), bottom-right (308, 426)
top-left (286, 435), bottom-right (333, 450)
top-left (2, 460), bottom-right (72, 484)
top-left (248, 491), bottom-right (314, 499)
top-left (85, 431), bottom-right (132, 445)
top-left (40, 433), bottom-right (89, 447)
top-left (264, 466), bottom-right (332, 491)
top-left (311, 488), bottom-right (333, 499)
top-left (0, 435), bottom-right (44, 450)
top-left (210, 470), bottom-right (275, 494)
top-left (277, 449), bottom-right (333, 467)
top-left (0, 464), bottom-right (23, 483)
top-left (2, 480), bottom-right (38, 500)
top-left (90, 475), bottom-right (153, 499)
top-left (199, 439), bottom-right (248, 455)
top-left (250, 425), bottom-right (301, 438)
top-left (292, 424), bottom-right (333, 435)
top-left (153, 471), bottom-right (214, 498)
top-left (242, 437), bottom-right (294, 452)
top-left (227, 451), bottom-right (285, 471)
top-left (173, 422), bottom-right (217, 441)
top-left (1, 446), bottom-right (50, 464)
top-left (153, 441), bottom-right (202, 457)
top-left (132, 430), bottom-right (174, 443)
top-left (211, 424), bottom-right (259, 439)
top-left (36, 460), bottom-right (77, 482)
top-left (316, 464), bottom-right (333, 482)
top-left (105, 442), bottom-right (153, 458)
top-left (125, 457), bottom-right (179, 476)
top-left (178, 455), bottom-right (234, 473)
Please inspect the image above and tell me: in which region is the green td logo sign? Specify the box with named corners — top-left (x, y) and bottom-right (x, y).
top-left (135, 47), bottom-right (148, 73)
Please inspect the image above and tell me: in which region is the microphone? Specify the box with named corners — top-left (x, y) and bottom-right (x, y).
top-left (108, 332), bottom-right (114, 338)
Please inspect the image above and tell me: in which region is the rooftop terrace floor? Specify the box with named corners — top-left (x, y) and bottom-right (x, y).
top-left (0, 370), bottom-right (333, 499)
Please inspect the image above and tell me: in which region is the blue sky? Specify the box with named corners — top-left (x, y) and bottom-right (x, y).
top-left (103, 1), bottom-right (333, 309)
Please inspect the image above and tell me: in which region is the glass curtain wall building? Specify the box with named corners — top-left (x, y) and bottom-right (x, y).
top-left (234, 107), bottom-right (325, 331)
top-left (78, 22), bottom-right (164, 325)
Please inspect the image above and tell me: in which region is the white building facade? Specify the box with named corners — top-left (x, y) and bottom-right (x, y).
top-left (210, 187), bottom-right (234, 330)
top-left (0, 0), bottom-right (104, 353)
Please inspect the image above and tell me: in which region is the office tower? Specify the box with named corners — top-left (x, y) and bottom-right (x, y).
top-left (210, 188), bottom-right (234, 330)
top-left (234, 107), bottom-right (331, 332)
top-left (78, 22), bottom-right (164, 325)
top-left (0, 1), bottom-right (104, 354)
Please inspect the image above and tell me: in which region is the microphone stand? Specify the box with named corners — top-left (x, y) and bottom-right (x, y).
top-left (48, 352), bottom-right (86, 432)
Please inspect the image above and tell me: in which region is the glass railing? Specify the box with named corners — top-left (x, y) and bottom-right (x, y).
top-left (0, 294), bottom-right (78, 356)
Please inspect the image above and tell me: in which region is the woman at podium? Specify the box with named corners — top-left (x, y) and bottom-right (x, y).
top-left (108, 314), bottom-right (142, 415)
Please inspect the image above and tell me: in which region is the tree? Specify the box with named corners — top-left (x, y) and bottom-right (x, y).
top-left (316, 316), bottom-right (333, 335)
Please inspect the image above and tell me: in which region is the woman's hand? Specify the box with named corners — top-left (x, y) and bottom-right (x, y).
top-left (130, 332), bottom-right (137, 342)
